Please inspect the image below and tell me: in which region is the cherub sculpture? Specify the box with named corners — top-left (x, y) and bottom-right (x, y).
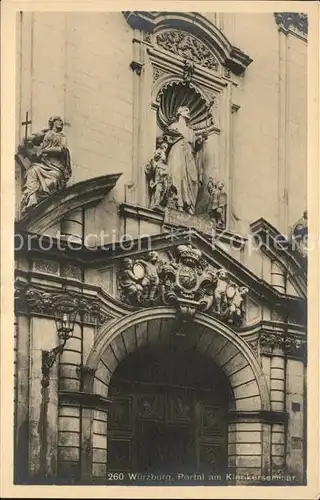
top-left (213, 269), bottom-right (229, 315)
top-left (145, 139), bottom-right (177, 211)
top-left (227, 286), bottom-right (249, 327)
top-left (207, 178), bottom-right (227, 228)
top-left (140, 251), bottom-right (161, 302)
top-left (118, 258), bottom-right (143, 303)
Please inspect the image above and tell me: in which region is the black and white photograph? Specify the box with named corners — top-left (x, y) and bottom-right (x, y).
top-left (1, 1), bottom-right (319, 498)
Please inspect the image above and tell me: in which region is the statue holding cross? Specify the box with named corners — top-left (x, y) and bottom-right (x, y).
top-left (17, 114), bottom-right (72, 214)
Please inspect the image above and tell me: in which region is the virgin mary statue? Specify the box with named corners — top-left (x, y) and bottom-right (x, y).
top-left (166, 106), bottom-right (207, 215)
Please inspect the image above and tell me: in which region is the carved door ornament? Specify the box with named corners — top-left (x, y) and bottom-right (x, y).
top-left (117, 245), bottom-right (249, 326)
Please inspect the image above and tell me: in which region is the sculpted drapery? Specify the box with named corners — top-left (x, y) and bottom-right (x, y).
top-left (19, 116), bottom-right (72, 213)
top-left (165, 106), bottom-right (207, 215)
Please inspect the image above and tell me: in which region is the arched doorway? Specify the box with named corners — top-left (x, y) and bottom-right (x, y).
top-left (107, 342), bottom-right (233, 479)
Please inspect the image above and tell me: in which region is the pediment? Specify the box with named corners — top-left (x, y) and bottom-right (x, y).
top-left (250, 218), bottom-right (307, 299)
top-left (123, 11), bottom-right (253, 75)
top-left (15, 173), bottom-right (122, 234)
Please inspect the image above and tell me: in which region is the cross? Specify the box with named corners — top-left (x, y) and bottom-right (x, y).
top-left (21, 111), bottom-right (32, 148)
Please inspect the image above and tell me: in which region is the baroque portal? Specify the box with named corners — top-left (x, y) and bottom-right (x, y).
top-left (10, 9), bottom-right (309, 492)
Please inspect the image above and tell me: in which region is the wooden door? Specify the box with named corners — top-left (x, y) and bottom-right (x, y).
top-left (107, 385), bottom-right (228, 474)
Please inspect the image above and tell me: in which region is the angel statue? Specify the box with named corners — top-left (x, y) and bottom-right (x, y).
top-left (18, 116), bottom-right (72, 214)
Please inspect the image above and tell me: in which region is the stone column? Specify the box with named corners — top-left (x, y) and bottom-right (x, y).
top-left (127, 32), bottom-right (155, 207)
top-left (285, 357), bottom-right (305, 481)
top-left (277, 29), bottom-right (288, 233)
top-left (58, 322), bottom-right (82, 481)
top-left (28, 317), bottom-right (59, 481)
top-left (14, 315), bottom-right (30, 482)
top-left (270, 347), bottom-right (286, 474)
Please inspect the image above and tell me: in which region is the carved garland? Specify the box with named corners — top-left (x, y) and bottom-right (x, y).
top-left (274, 13), bottom-right (308, 37)
top-left (156, 30), bottom-right (220, 72)
top-left (14, 283), bottom-right (109, 326)
top-left (117, 245), bottom-right (248, 326)
top-left (260, 332), bottom-right (306, 357)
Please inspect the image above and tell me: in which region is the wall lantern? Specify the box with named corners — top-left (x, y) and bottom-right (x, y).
top-left (41, 296), bottom-right (78, 388)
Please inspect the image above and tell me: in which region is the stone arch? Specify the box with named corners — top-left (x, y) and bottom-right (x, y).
top-left (84, 307), bottom-right (270, 412)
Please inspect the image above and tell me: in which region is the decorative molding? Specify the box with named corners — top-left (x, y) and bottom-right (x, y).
top-left (14, 283), bottom-right (109, 327)
top-left (33, 259), bottom-right (59, 275)
top-left (142, 31), bottom-right (152, 43)
top-left (246, 337), bottom-right (259, 358)
top-left (156, 30), bottom-right (219, 72)
top-left (58, 390), bottom-right (112, 410)
top-left (260, 332), bottom-right (306, 358)
top-left (60, 262), bottom-right (82, 281)
top-left (123, 11), bottom-right (253, 76)
top-left (228, 409), bottom-right (288, 424)
top-left (130, 60), bottom-right (143, 75)
top-left (152, 66), bottom-right (166, 82)
top-left (119, 202), bottom-right (165, 224)
top-left (274, 12), bottom-right (308, 37)
top-left (117, 245), bottom-right (249, 326)
top-left (183, 59), bottom-right (195, 82)
top-left (16, 173), bottom-right (122, 233)
top-left (75, 364), bottom-right (96, 379)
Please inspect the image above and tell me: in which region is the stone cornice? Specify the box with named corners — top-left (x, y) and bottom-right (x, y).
top-left (120, 202), bottom-right (245, 246)
top-left (229, 410), bottom-right (288, 424)
top-left (14, 271), bottom-right (307, 335)
top-left (123, 11), bottom-right (253, 75)
top-left (15, 228), bottom-right (306, 312)
top-left (59, 390), bottom-right (112, 410)
top-left (14, 272), bottom-right (126, 321)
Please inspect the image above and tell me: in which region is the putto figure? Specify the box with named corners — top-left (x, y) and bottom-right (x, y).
top-left (118, 258), bottom-right (144, 303)
top-left (145, 139), bottom-right (177, 211)
top-left (207, 178), bottom-right (227, 228)
top-left (18, 116), bottom-right (72, 214)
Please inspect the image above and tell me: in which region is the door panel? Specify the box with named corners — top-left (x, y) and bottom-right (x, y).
top-left (108, 387), bottom-right (228, 474)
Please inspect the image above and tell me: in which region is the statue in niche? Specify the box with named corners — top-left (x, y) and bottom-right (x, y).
top-left (292, 210), bottom-right (308, 258)
top-left (207, 177), bottom-right (227, 229)
top-left (18, 116), bottom-right (72, 214)
top-left (145, 138), bottom-right (178, 211)
top-left (165, 106), bottom-right (208, 215)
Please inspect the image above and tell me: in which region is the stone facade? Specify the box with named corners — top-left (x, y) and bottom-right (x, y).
top-left (14, 11), bottom-right (307, 486)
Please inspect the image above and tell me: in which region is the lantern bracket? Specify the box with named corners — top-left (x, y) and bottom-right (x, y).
top-left (41, 339), bottom-right (67, 388)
